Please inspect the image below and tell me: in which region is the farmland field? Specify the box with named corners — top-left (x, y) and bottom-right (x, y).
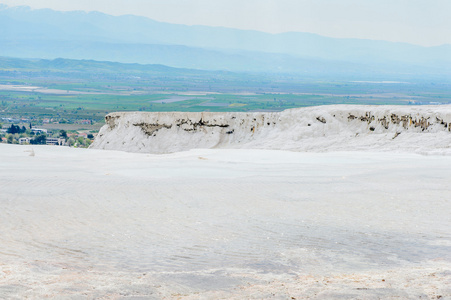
top-left (1, 57), bottom-right (450, 130)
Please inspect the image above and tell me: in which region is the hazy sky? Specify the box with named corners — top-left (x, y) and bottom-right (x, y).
top-left (1, 0), bottom-right (450, 46)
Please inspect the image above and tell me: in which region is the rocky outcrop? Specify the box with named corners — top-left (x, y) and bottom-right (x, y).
top-left (91, 105), bottom-right (451, 154)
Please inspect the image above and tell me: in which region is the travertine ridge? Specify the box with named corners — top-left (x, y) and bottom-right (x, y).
top-left (90, 105), bottom-right (451, 154)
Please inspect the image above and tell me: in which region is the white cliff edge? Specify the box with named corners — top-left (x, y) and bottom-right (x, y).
top-left (90, 105), bottom-right (451, 155)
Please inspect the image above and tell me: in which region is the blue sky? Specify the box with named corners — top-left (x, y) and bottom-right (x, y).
top-left (1, 0), bottom-right (450, 46)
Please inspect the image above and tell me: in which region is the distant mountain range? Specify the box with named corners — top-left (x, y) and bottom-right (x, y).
top-left (1, 4), bottom-right (450, 77)
top-left (0, 56), bottom-right (209, 75)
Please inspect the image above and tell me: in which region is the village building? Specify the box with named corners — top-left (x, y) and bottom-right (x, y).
top-left (46, 137), bottom-right (66, 146)
top-left (19, 137), bottom-right (32, 145)
top-left (76, 119), bottom-right (92, 125)
top-left (31, 128), bottom-right (48, 134)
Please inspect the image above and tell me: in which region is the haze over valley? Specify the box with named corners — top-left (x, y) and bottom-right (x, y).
top-left (1, 4), bottom-right (450, 76)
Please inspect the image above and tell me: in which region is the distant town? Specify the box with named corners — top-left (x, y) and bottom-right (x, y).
top-left (0, 116), bottom-right (97, 147)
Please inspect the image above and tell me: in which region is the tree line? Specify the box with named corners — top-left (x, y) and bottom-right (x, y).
top-left (6, 124), bottom-right (27, 134)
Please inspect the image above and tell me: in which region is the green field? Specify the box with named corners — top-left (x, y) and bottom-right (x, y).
top-left (1, 57), bottom-right (450, 130)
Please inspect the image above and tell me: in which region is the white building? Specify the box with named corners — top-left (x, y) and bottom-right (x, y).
top-left (46, 137), bottom-right (66, 146)
top-left (18, 137), bottom-right (32, 145)
top-left (31, 128), bottom-right (48, 134)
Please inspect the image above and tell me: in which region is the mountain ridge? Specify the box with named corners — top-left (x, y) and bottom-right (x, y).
top-left (1, 5), bottom-right (450, 75)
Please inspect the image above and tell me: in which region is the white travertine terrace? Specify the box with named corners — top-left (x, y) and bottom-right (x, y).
top-left (2, 105), bottom-right (451, 298)
top-left (91, 105), bottom-right (451, 154)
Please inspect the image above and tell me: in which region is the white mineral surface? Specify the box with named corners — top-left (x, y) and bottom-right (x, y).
top-left (91, 105), bottom-right (451, 155)
top-left (1, 139), bottom-right (450, 298)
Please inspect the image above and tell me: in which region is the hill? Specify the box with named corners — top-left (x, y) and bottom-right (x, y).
top-left (1, 4), bottom-right (450, 77)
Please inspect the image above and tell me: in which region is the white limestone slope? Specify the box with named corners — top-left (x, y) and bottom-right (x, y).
top-left (90, 105), bottom-right (451, 154)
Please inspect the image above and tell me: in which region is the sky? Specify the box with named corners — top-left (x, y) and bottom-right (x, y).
top-left (1, 0), bottom-right (450, 47)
